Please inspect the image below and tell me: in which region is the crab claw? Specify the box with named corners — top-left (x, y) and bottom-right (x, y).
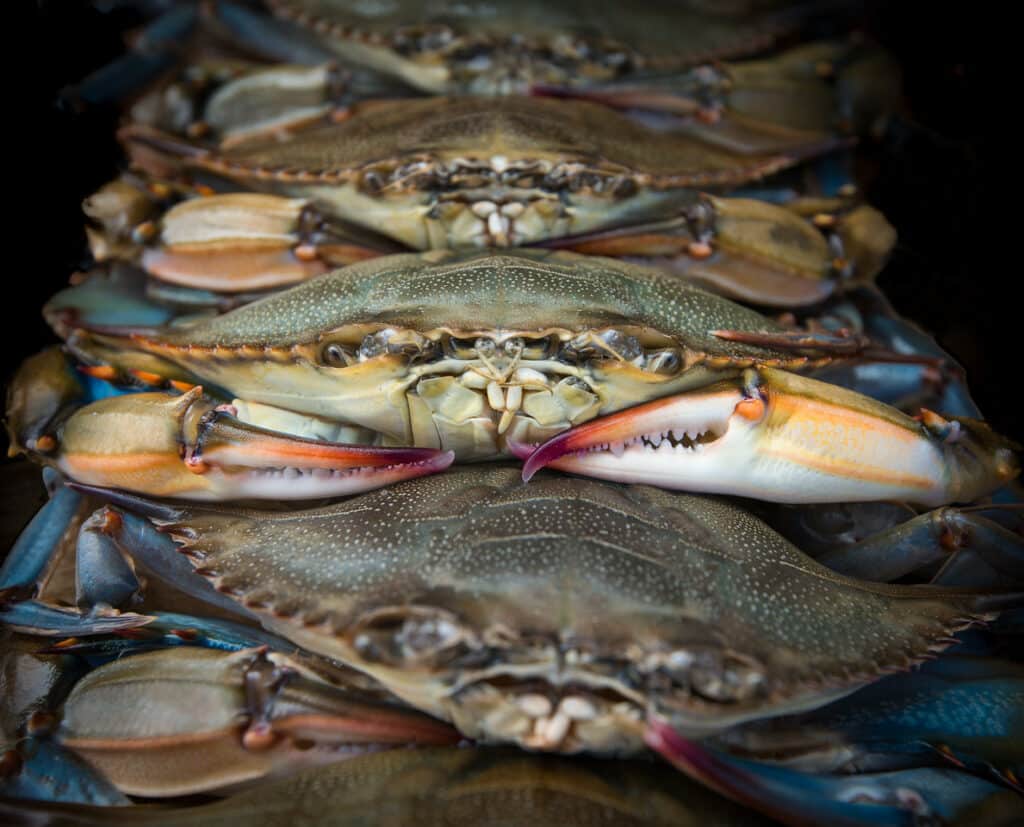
top-left (518, 368), bottom-right (1019, 506)
top-left (48, 387), bottom-right (454, 501)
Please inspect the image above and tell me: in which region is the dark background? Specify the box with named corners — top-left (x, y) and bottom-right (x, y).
top-left (8, 1), bottom-right (1010, 442)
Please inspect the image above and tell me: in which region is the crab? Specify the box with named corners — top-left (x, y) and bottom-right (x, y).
top-left (29, 464), bottom-right (1012, 758)
top-left (76, 0), bottom-right (897, 127)
top-left (4, 5), bottom-right (1015, 823)
top-left (81, 91), bottom-right (878, 310)
top-left (12, 249), bottom-right (1013, 506)
top-left (3, 460), bottom-right (1020, 816)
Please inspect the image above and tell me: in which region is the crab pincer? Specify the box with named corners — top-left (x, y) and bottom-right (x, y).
top-left (29, 387), bottom-right (453, 501)
top-left (518, 368), bottom-right (1019, 506)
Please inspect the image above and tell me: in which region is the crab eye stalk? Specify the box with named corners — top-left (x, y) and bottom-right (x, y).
top-left (319, 342), bottom-right (354, 367)
top-left (564, 329), bottom-right (643, 363)
top-left (474, 337), bottom-right (497, 358)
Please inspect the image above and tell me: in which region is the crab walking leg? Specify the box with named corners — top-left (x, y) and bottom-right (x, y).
top-left (519, 368), bottom-right (1019, 506)
top-left (645, 721), bottom-right (1009, 827)
top-left (815, 508), bottom-right (1024, 586)
top-left (74, 505), bottom-right (262, 622)
top-left (0, 485), bottom-right (153, 636)
top-left (0, 483), bottom-right (83, 597)
top-left (33, 387), bottom-right (454, 501)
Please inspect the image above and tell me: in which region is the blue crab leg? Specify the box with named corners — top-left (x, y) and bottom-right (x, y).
top-left (0, 484), bottom-right (82, 598)
top-left (816, 508), bottom-right (1024, 587)
top-left (646, 721), bottom-right (1011, 827)
top-left (714, 654), bottom-right (1024, 785)
top-left (209, 1), bottom-right (339, 65)
top-left (74, 508), bottom-right (142, 611)
top-left (65, 6), bottom-right (199, 108)
top-left (812, 294), bottom-right (983, 418)
top-left (0, 737), bottom-right (130, 808)
top-left (78, 503), bottom-right (260, 621)
top-left (45, 264), bottom-right (198, 331)
top-left (39, 611), bottom-right (297, 663)
top-left (0, 482), bottom-right (153, 637)
top-left (518, 368), bottom-right (1019, 506)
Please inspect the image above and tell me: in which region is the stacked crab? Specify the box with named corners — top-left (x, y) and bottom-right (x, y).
top-left (3, 3), bottom-right (1021, 825)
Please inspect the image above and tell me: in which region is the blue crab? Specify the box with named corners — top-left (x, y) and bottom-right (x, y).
top-left (43, 465), bottom-right (1017, 757)
top-left (85, 91), bottom-right (868, 310)
top-left (17, 250), bottom-right (1014, 506)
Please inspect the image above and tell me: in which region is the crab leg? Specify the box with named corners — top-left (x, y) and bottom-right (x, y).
top-left (64, 6), bottom-right (199, 109)
top-left (0, 484), bottom-right (153, 637)
top-left (56, 647), bottom-right (459, 797)
top-left (518, 368), bottom-right (1019, 506)
top-left (646, 720), bottom-right (1008, 827)
top-left (713, 654), bottom-right (1024, 782)
top-left (65, 504), bottom-right (264, 623)
top-left (543, 197), bottom-right (844, 307)
top-left (815, 508), bottom-right (1024, 586)
top-left (34, 387), bottom-right (453, 501)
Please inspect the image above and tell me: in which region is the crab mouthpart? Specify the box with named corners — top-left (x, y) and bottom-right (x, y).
top-left (188, 413), bottom-right (455, 500)
top-left (452, 679), bottom-right (645, 754)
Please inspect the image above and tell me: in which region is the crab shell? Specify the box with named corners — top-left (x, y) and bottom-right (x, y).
top-left (141, 465), bottom-right (1001, 754)
top-left (266, 0), bottom-right (799, 94)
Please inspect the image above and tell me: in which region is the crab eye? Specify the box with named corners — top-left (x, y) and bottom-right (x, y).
top-left (503, 337), bottom-right (524, 356)
top-left (474, 337), bottom-right (497, 357)
top-left (660, 648), bottom-right (765, 704)
top-left (320, 342), bottom-right (353, 367)
top-left (645, 349), bottom-right (681, 374)
top-left (350, 609), bottom-right (478, 669)
top-left (361, 170), bottom-right (385, 195)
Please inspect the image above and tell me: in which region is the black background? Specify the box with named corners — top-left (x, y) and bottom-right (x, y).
top-left (8, 1), bottom-right (1012, 443)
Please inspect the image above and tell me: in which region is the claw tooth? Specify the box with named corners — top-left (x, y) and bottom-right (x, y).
top-left (610, 441), bottom-right (626, 457)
